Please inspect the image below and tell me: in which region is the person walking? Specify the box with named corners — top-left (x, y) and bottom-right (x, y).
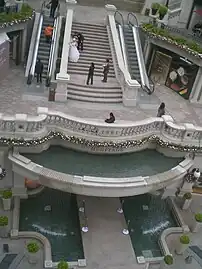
top-left (49, 0), bottom-right (58, 18)
top-left (102, 59), bottom-right (110, 83)
top-left (44, 25), bottom-right (53, 43)
top-left (157, 102), bottom-right (165, 117)
top-left (35, 59), bottom-right (44, 83)
top-left (77, 33), bottom-right (84, 51)
top-left (86, 62), bottom-right (95, 85)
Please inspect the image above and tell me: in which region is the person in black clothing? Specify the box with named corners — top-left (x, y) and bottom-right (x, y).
top-left (105, 112), bottom-right (115, 124)
top-left (102, 58), bottom-right (110, 83)
top-left (35, 59), bottom-right (44, 83)
top-left (49, 0), bottom-right (58, 18)
top-left (86, 62), bottom-right (95, 85)
top-left (77, 33), bottom-right (84, 51)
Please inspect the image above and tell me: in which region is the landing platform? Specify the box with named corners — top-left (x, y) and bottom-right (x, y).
top-left (77, 196), bottom-right (146, 269)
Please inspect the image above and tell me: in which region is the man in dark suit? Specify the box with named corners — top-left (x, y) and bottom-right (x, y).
top-left (102, 58), bottom-right (110, 83)
top-left (77, 33), bottom-right (84, 51)
top-left (86, 63), bottom-right (95, 85)
top-left (49, 0), bottom-right (58, 18)
top-left (35, 59), bottom-right (43, 83)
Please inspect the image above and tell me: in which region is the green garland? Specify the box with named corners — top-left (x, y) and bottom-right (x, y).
top-left (0, 131), bottom-right (201, 152)
top-left (141, 23), bottom-right (202, 59)
top-left (0, 4), bottom-right (34, 29)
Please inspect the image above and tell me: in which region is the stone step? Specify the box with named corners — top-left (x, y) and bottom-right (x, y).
top-left (68, 69), bottom-right (115, 78)
top-left (76, 56), bottom-right (112, 63)
top-left (68, 89), bottom-right (122, 98)
top-left (68, 83), bottom-right (122, 93)
top-left (68, 62), bottom-right (114, 72)
top-left (67, 93), bottom-right (122, 103)
top-left (80, 42), bottom-right (110, 50)
top-left (80, 50), bottom-right (112, 58)
top-left (73, 22), bottom-right (105, 29)
top-left (72, 23), bottom-right (106, 33)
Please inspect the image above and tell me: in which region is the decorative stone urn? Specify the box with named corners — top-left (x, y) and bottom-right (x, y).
top-left (26, 241), bottom-right (40, 264)
top-left (191, 213), bottom-right (202, 232)
top-left (160, 255), bottom-right (173, 269)
top-left (181, 193), bottom-right (192, 210)
top-left (2, 190), bottom-right (12, 211)
top-left (57, 260), bottom-right (69, 269)
top-left (175, 235), bottom-right (190, 255)
top-left (0, 216), bottom-right (9, 238)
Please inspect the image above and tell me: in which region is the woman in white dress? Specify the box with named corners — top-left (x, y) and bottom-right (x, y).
top-left (69, 38), bottom-right (80, 63)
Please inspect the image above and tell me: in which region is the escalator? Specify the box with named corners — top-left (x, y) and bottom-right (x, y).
top-left (115, 12), bottom-right (154, 95)
top-left (37, 17), bottom-right (54, 78)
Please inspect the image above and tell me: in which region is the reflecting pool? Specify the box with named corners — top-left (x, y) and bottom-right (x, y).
top-left (122, 194), bottom-right (177, 258)
top-left (19, 188), bottom-right (84, 261)
top-left (24, 147), bottom-right (183, 177)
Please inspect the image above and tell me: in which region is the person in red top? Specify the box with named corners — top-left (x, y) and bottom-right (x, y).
top-left (44, 25), bottom-right (54, 43)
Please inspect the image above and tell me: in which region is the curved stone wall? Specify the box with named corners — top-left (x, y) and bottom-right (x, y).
top-left (0, 107), bottom-right (201, 155)
top-left (8, 151), bottom-right (193, 197)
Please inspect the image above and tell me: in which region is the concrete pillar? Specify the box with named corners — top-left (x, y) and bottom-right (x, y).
top-left (190, 67), bottom-right (202, 102)
top-left (105, 4), bottom-right (117, 26)
top-left (55, 0), bottom-right (77, 102)
top-left (12, 173), bottom-right (27, 198)
top-left (21, 28), bottom-right (27, 62)
top-left (177, 0), bottom-right (194, 28)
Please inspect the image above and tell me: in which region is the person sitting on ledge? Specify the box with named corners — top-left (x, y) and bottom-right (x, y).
top-left (157, 102), bottom-right (165, 117)
top-left (105, 112), bottom-right (115, 124)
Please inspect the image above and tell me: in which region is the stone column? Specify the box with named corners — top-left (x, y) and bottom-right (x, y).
top-left (105, 4), bottom-right (117, 25)
top-left (55, 0), bottom-right (77, 102)
top-left (21, 28), bottom-right (27, 62)
top-left (12, 173), bottom-right (27, 198)
top-left (190, 67), bottom-right (202, 103)
top-left (177, 0), bottom-right (194, 28)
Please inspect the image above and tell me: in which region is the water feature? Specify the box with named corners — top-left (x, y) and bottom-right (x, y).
top-left (24, 147), bottom-right (183, 178)
top-left (19, 188), bottom-right (84, 262)
top-left (122, 194), bottom-right (178, 258)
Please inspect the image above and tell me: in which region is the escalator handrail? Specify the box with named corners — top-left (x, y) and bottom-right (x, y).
top-left (127, 12), bottom-right (138, 27)
top-left (114, 10), bottom-right (124, 26)
top-left (27, 1), bottom-right (46, 85)
top-left (46, 3), bottom-right (60, 86)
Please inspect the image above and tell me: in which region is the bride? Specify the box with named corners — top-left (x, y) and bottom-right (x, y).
top-left (69, 37), bottom-right (80, 63)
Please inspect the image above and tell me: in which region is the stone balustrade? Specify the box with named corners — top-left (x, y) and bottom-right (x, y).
top-left (9, 151), bottom-right (193, 197)
top-left (0, 107), bottom-right (201, 154)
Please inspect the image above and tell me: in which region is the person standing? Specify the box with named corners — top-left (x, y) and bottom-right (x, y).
top-left (49, 0), bottom-right (58, 18)
top-left (35, 59), bottom-right (44, 83)
top-left (86, 63), bottom-right (95, 85)
top-left (77, 33), bottom-right (84, 51)
top-left (44, 25), bottom-right (53, 43)
top-left (102, 59), bottom-right (110, 83)
top-left (157, 102), bottom-right (165, 117)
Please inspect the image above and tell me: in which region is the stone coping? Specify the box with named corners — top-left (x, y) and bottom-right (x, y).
top-left (8, 150), bottom-right (193, 197)
top-left (27, 185), bottom-right (45, 196)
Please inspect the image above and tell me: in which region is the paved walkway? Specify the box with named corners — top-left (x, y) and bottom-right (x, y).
top-left (78, 196), bottom-right (146, 269)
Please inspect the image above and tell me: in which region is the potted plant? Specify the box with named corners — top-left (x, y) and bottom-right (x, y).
top-left (151, 3), bottom-right (160, 15)
top-left (58, 261), bottom-right (68, 269)
top-left (26, 241), bottom-right (40, 264)
top-left (0, 216), bottom-right (8, 237)
top-left (158, 5), bottom-right (168, 20)
top-left (181, 192), bottom-right (192, 210)
top-left (191, 213), bottom-right (202, 232)
top-left (160, 255), bottom-right (173, 268)
top-left (175, 234), bottom-right (190, 255)
top-left (2, 190), bottom-right (12, 211)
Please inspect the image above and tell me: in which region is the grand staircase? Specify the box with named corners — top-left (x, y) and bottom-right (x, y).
top-left (67, 22), bottom-right (122, 103)
top-left (123, 25), bottom-right (141, 82)
top-left (37, 17), bottom-right (54, 78)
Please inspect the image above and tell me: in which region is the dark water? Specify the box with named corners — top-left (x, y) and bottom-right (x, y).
top-left (122, 194), bottom-right (177, 257)
top-left (19, 189), bottom-right (84, 262)
top-left (24, 146), bottom-right (183, 178)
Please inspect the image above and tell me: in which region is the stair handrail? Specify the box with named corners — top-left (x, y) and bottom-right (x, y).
top-left (114, 10), bottom-right (124, 26)
top-left (27, 1), bottom-right (46, 85)
top-left (46, 3), bottom-right (60, 87)
top-left (127, 12), bottom-right (153, 94)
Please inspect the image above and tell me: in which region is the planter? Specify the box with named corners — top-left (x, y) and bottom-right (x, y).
top-left (160, 255), bottom-right (173, 269)
top-left (191, 221), bottom-right (202, 232)
top-left (2, 198), bottom-right (12, 211)
top-left (151, 8), bottom-right (158, 15)
top-left (26, 241), bottom-right (39, 264)
top-left (0, 226), bottom-right (9, 238)
top-left (175, 235), bottom-right (190, 255)
top-left (182, 198), bottom-right (192, 210)
top-left (26, 251), bottom-right (39, 264)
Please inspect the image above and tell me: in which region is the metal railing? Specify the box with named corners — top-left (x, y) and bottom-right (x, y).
top-left (114, 10), bottom-right (124, 26)
top-left (45, 3), bottom-right (60, 87)
top-left (127, 12), bottom-right (153, 94)
top-left (27, 1), bottom-right (46, 85)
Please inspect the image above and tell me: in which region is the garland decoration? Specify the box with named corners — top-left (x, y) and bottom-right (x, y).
top-left (141, 23), bottom-right (202, 59)
top-left (0, 131), bottom-right (201, 152)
